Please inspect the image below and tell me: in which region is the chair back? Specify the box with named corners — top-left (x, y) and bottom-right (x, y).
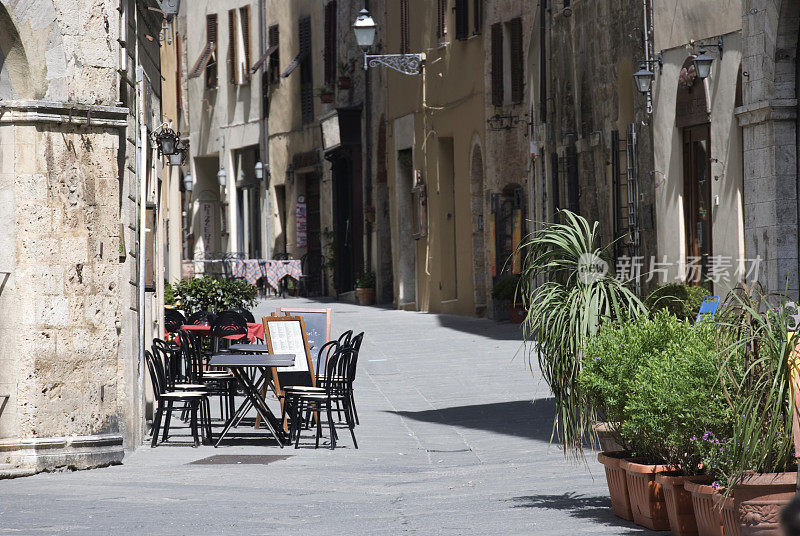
top-left (152, 338), bottom-right (181, 390)
top-left (144, 350), bottom-right (167, 400)
top-left (337, 330), bottom-right (353, 348)
top-left (226, 307), bottom-right (255, 323)
top-left (164, 308), bottom-right (185, 333)
top-left (695, 296), bottom-right (721, 324)
top-left (212, 311), bottom-right (248, 351)
top-left (187, 310), bottom-right (216, 326)
top-left (314, 340), bottom-right (339, 380)
top-left (347, 332), bottom-right (364, 381)
top-left (323, 347), bottom-right (355, 399)
top-left (178, 329), bottom-right (204, 383)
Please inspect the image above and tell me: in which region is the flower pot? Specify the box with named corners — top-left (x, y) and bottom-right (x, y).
top-left (718, 492), bottom-right (741, 536)
top-left (620, 458), bottom-right (671, 531)
top-left (597, 451), bottom-right (633, 521)
top-left (656, 472), bottom-right (713, 536)
top-left (593, 422), bottom-right (625, 453)
top-left (507, 303), bottom-right (526, 323)
top-left (338, 76), bottom-right (351, 89)
top-left (356, 287), bottom-right (375, 306)
top-left (731, 472), bottom-right (796, 536)
top-left (320, 92), bottom-right (334, 103)
top-left (684, 478), bottom-right (723, 536)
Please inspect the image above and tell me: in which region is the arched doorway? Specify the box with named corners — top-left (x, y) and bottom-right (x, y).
top-left (470, 142), bottom-right (486, 316)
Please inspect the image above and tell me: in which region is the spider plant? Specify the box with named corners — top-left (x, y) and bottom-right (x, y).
top-left (518, 210), bottom-right (645, 456)
top-left (714, 284), bottom-right (796, 489)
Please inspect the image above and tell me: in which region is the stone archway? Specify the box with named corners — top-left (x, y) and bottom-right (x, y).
top-left (470, 139), bottom-right (487, 316)
top-left (739, 0), bottom-right (800, 295)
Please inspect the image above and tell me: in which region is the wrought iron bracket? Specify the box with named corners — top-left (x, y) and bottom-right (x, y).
top-left (363, 53), bottom-right (425, 75)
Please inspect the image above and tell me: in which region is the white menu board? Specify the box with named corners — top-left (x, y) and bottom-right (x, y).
top-left (266, 320), bottom-right (308, 372)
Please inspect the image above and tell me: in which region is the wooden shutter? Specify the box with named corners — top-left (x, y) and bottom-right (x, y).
top-left (473, 0), bottom-right (482, 35)
top-left (491, 23), bottom-right (503, 106)
top-left (299, 16), bottom-right (313, 124)
top-left (240, 6), bottom-right (251, 83)
top-left (400, 0), bottom-right (409, 54)
top-left (206, 14), bottom-right (218, 88)
top-left (268, 25), bottom-right (279, 83)
top-left (437, 0), bottom-right (446, 40)
top-left (228, 9), bottom-right (237, 84)
top-left (455, 0), bottom-right (468, 40)
top-left (510, 17), bottom-right (523, 104)
top-left (324, 1), bottom-right (337, 85)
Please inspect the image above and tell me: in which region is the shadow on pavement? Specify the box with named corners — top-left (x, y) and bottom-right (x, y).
top-left (509, 492), bottom-right (658, 535)
top-left (435, 313), bottom-right (525, 341)
top-left (389, 398), bottom-right (556, 442)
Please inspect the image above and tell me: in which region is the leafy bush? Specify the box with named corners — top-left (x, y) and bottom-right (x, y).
top-left (491, 274), bottom-right (521, 301)
top-left (622, 321), bottom-right (728, 473)
top-left (645, 283), bottom-right (709, 321)
top-left (165, 276), bottom-right (258, 313)
top-left (356, 270), bottom-right (375, 288)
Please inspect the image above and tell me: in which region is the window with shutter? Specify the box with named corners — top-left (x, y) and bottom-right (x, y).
top-left (206, 14), bottom-right (218, 88)
top-left (473, 0), bottom-right (482, 35)
top-left (455, 0), bottom-right (468, 40)
top-left (509, 17), bottom-right (523, 104)
top-left (400, 0), bottom-right (409, 54)
top-left (299, 16), bottom-right (313, 124)
top-left (437, 0), bottom-right (447, 41)
top-left (228, 10), bottom-right (237, 84)
top-left (324, 1), bottom-right (337, 85)
top-left (239, 6), bottom-right (251, 84)
top-left (268, 25), bottom-right (279, 83)
top-left (491, 23), bottom-right (503, 106)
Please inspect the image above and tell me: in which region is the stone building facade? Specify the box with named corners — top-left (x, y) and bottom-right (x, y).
top-left (0, 0), bottom-right (165, 475)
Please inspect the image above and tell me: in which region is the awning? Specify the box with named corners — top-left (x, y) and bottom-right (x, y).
top-left (188, 42), bottom-right (216, 79)
top-left (280, 49), bottom-right (308, 78)
top-left (251, 45), bottom-right (278, 73)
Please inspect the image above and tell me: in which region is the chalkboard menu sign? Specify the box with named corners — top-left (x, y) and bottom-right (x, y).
top-left (277, 307), bottom-right (331, 372)
top-left (262, 315), bottom-right (315, 395)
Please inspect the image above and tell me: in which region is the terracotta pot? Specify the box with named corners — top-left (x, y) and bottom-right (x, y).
top-left (597, 451), bottom-right (633, 521)
top-left (717, 492), bottom-right (741, 536)
top-left (620, 458), bottom-right (671, 530)
top-left (731, 472), bottom-right (796, 536)
top-left (338, 76), bottom-right (351, 89)
top-left (507, 303), bottom-right (526, 323)
top-left (356, 287), bottom-right (375, 306)
top-left (593, 422), bottom-right (625, 452)
top-left (685, 478), bottom-right (723, 536)
top-left (656, 473), bottom-right (713, 536)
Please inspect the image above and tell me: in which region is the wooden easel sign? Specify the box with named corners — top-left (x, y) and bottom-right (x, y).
top-left (262, 315), bottom-right (316, 398)
top-left (277, 307), bottom-right (331, 372)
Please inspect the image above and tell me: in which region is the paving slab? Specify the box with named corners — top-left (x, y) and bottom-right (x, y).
top-left (0, 297), bottom-right (658, 535)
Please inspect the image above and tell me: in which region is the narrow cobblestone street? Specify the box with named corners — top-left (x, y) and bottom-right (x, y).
top-left (0, 299), bottom-right (656, 535)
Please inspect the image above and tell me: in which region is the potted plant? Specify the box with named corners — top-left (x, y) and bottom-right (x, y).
top-left (356, 270), bottom-right (376, 306)
top-left (491, 274), bottom-right (524, 323)
top-left (165, 275), bottom-right (258, 312)
top-left (315, 85), bottom-right (334, 103)
top-left (338, 61), bottom-right (352, 89)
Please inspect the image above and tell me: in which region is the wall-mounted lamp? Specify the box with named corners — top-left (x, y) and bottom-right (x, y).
top-left (633, 53), bottom-right (663, 95)
top-left (217, 167), bottom-right (227, 188)
top-left (183, 172), bottom-right (193, 193)
top-left (254, 161), bottom-right (264, 180)
top-left (691, 37), bottom-right (723, 80)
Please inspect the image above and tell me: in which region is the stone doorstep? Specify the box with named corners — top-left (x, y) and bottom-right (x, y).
top-left (0, 433), bottom-right (124, 479)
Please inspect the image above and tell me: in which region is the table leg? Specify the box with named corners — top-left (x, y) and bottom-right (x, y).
top-left (217, 367), bottom-right (284, 447)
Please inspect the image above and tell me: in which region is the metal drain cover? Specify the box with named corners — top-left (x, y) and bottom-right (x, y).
top-left (189, 455), bottom-right (291, 465)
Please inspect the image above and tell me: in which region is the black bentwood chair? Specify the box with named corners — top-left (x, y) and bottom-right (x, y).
top-left (145, 350), bottom-right (211, 447)
top-left (186, 310), bottom-right (216, 326)
top-left (226, 307), bottom-right (256, 324)
top-left (164, 308), bottom-right (186, 334)
top-left (211, 310), bottom-right (249, 353)
top-left (178, 330), bottom-right (237, 420)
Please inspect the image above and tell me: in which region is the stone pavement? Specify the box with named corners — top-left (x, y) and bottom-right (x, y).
top-left (0, 298), bottom-right (658, 535)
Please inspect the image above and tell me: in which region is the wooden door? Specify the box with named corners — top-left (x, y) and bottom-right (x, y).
top-left (682, 124), bottom-right (712, 284)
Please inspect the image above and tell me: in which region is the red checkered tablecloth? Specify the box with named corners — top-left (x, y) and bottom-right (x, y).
top-left (264, 260), bottom-right (302, 291)
top-left (230, 259), bottom-right (302, 291)
top-left (231, 259), bottom-right (264, 285)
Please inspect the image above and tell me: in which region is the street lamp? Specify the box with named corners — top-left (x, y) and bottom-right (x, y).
top-left (182, 172), bottom-right (193, 193)
top-left (633, 64), bottom-right (655, 94)
top-left (693, 49), bottom-right (714, 79)
top-left (352, 9), bottom-right (425, 75)
top-left (217, 167), bottom-right (227, 188)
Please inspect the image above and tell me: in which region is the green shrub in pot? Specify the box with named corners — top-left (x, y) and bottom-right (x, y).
top-left (644, 282), bottom-right (708, 321)
top-left (165, 275), bottom-right (258, 313)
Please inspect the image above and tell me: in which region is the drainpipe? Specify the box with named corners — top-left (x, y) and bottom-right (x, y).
top-left (259, 0), bottom-right (271, 259)
top-left (136, 63), bottom-right (147, 442)
top-left (364, 0), bottom-right (373, 274)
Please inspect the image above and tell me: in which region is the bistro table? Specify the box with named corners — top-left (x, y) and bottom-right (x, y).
top-left (229, 343), bottom-right (269, 353)
top-left (210, 352), bottom-right (295, 447)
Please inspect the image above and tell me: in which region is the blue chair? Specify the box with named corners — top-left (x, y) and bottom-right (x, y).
top-left (695, 296), bottom-right (720, 324)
